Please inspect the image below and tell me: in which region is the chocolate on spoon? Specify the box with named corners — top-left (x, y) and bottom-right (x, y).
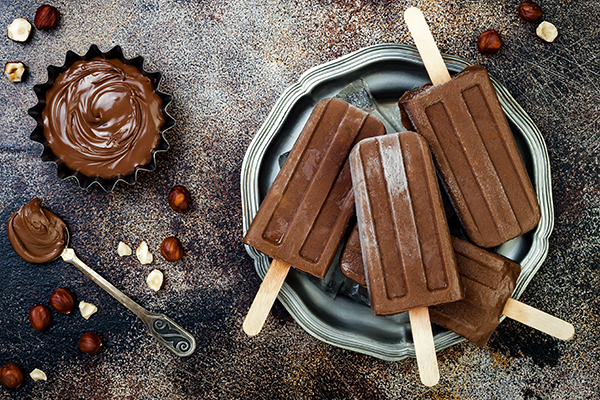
top-left (7, 198), bottom-right (196, 357)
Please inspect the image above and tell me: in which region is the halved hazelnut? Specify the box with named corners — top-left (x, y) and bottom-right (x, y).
top-left (5, 62), bottom-right (26, 82)
top-left (7, 18), bottom-right (32, 42)
top-left (536, 21), bottom-right (558, 43)
top-left (146, 269), bottom-right (164, 292)
top-left (78, 301), bottom-right (98, 320)
top-left (30, 368), bottom-right (47, 381)
top-left (117, 241), bottom-right (132, 257)
top-left (136, 241), bottom-right (153, 264)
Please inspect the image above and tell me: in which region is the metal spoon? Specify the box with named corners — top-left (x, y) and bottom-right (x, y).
top-left (59, 230), bottom-right (196, 357)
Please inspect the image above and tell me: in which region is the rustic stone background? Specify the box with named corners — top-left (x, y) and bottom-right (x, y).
top-left (1, 0), bottom-right (599, 399)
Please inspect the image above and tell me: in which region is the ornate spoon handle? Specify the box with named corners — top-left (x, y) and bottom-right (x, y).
top-left (61, 248), bottom-right (196, 357)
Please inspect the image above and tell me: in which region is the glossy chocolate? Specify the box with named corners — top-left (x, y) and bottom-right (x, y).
top-left (42, 58), bottom-right (164, 179)
top-left (7, 198), bottom-right (68, 264)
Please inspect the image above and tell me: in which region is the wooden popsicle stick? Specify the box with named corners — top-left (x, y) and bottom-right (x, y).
top-left (409, 307), bottom-right (440, 387)
top-left (502, 298), bottom-right (575, 341)
top-left (404, 7), bottom-right (452, 85)
top-left (243, 259), bottom-right (291, 336)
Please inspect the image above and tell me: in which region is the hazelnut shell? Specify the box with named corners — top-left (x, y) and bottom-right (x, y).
top-left (0, 363), bottom-right (24, 389)
top-left (161, 236), bottom-right (184, 262)
top-left (34, 4), bottom-right (60, 29)
top-left (477, 30), bottom-right (502, 55)
top-left (29, 304), bottom-right (51, 331)
top-left (49, 288), bottom-right (75, 314)
top-left (518, 1), bottom-right (543, 22)
top-left (78, 331), bottom-right (103, 354)
top-left (168, 185), bottom-right (191, 213)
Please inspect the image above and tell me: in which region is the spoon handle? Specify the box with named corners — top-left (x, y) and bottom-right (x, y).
top-left (61, 248), bottom-right (196, 357)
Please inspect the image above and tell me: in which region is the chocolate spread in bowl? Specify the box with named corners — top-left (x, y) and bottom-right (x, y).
top-left (42, 57), bottom-right (164, 179)
top-left (7, 198), bottom-right (68, 264)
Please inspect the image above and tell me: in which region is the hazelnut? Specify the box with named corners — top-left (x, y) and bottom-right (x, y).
top-left (168, 185), bottom-right (191, 213)
top-left (29, 304), bottom-right (51, 331)
top-left (536, 21), bottom-right (558, 43)
top-left (49, 288), bottom-right (75, 314)
top-left (78, 331), bottom-right (103, 354)
top-left (161, 236), bottom-right (184, 262)
top-left (34, 4), bottom-right (60, 29)
top-left (0, 363), bottom-right (24, 389)
top-left (136, 241), bottom-right (153, 264)
top-left (78, 301), bottom-right (98, 320)
top-left (146, 269), bottom-right (164, 291)
top-left (518, 1), bottom-right (543, 22)
top-left (29, 368), bottom-right (47, 382)
top-left (477, 29), bottom-right (502, 55)
top-left (6, 18), bottom-right (32, 42)
top-left (4, 62), bottom-right (26, 83)
top-left (117, 241), bottom-right (132, 257)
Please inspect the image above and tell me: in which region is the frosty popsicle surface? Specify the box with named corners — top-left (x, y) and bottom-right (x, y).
top-left (242, 98), bottom-right (385, 336)
top-left (428, 237), bottom-right (520, 346)
top-left (243, 98), bottom-right (385, 278)
top-left (349, 131), bottom-right (462, 386)
top-left (349, 131), bottom-right (463, 316)
top-left (400, 8), bottom-right (541, 248)
top-left (340, 226), bottom-right (574, 345)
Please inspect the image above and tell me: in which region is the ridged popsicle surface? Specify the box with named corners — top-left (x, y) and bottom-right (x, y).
top-left (349, 132), bottom-right (462, 315)
top-left (243, 98), bottom-right (385, 278)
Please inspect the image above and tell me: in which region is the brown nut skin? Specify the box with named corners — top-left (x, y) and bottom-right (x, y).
top-left (49, 288), bottom-right (75, 314)
top-left (477, 29), bottom-right (502, 55)
top-left (34, 4), bottom-right (60, 29)
top-left (78, 331), bottom-right (103, 354)
top-left (0, 363), bottom-right (24, 389)
top-left (161, 236), bottom-right (184, 262)
top-left (518, 1), bottom-right (543, 22)
top-left (168, 185), bottom-right (190, 213)
top-left (29, 304), bottom-right (51, 331)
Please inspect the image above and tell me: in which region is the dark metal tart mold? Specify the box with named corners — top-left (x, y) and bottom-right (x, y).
top-left (28, 44), bottom-right (175, 192)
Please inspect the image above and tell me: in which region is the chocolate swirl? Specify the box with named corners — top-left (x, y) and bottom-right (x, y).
top-left (7, 198), bottom-right (68, 264)
top-left (42, 58), bottom-right (164, 179)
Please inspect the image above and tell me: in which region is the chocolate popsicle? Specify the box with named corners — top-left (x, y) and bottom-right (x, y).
top-left (341, 226), bottom-right (574, 346)
top-left (428, 237), bottom-right (520, 346)
top-left (350, 131), bottom-right (463, 386)
top-left (401, 8), bottom-right (541, 248)
top-left (242, 98), bottom-right (385, 336)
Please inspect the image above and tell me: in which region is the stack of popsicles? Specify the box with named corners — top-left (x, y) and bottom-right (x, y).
top-left (242, 6), bottom-right (573, 387)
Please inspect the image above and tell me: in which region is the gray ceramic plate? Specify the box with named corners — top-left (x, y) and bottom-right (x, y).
top-left (240, 43), bottom-right (553, 361)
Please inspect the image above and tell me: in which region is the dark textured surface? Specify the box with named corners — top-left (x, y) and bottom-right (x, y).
top-left (0, 1), bottom-right (598, 399)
